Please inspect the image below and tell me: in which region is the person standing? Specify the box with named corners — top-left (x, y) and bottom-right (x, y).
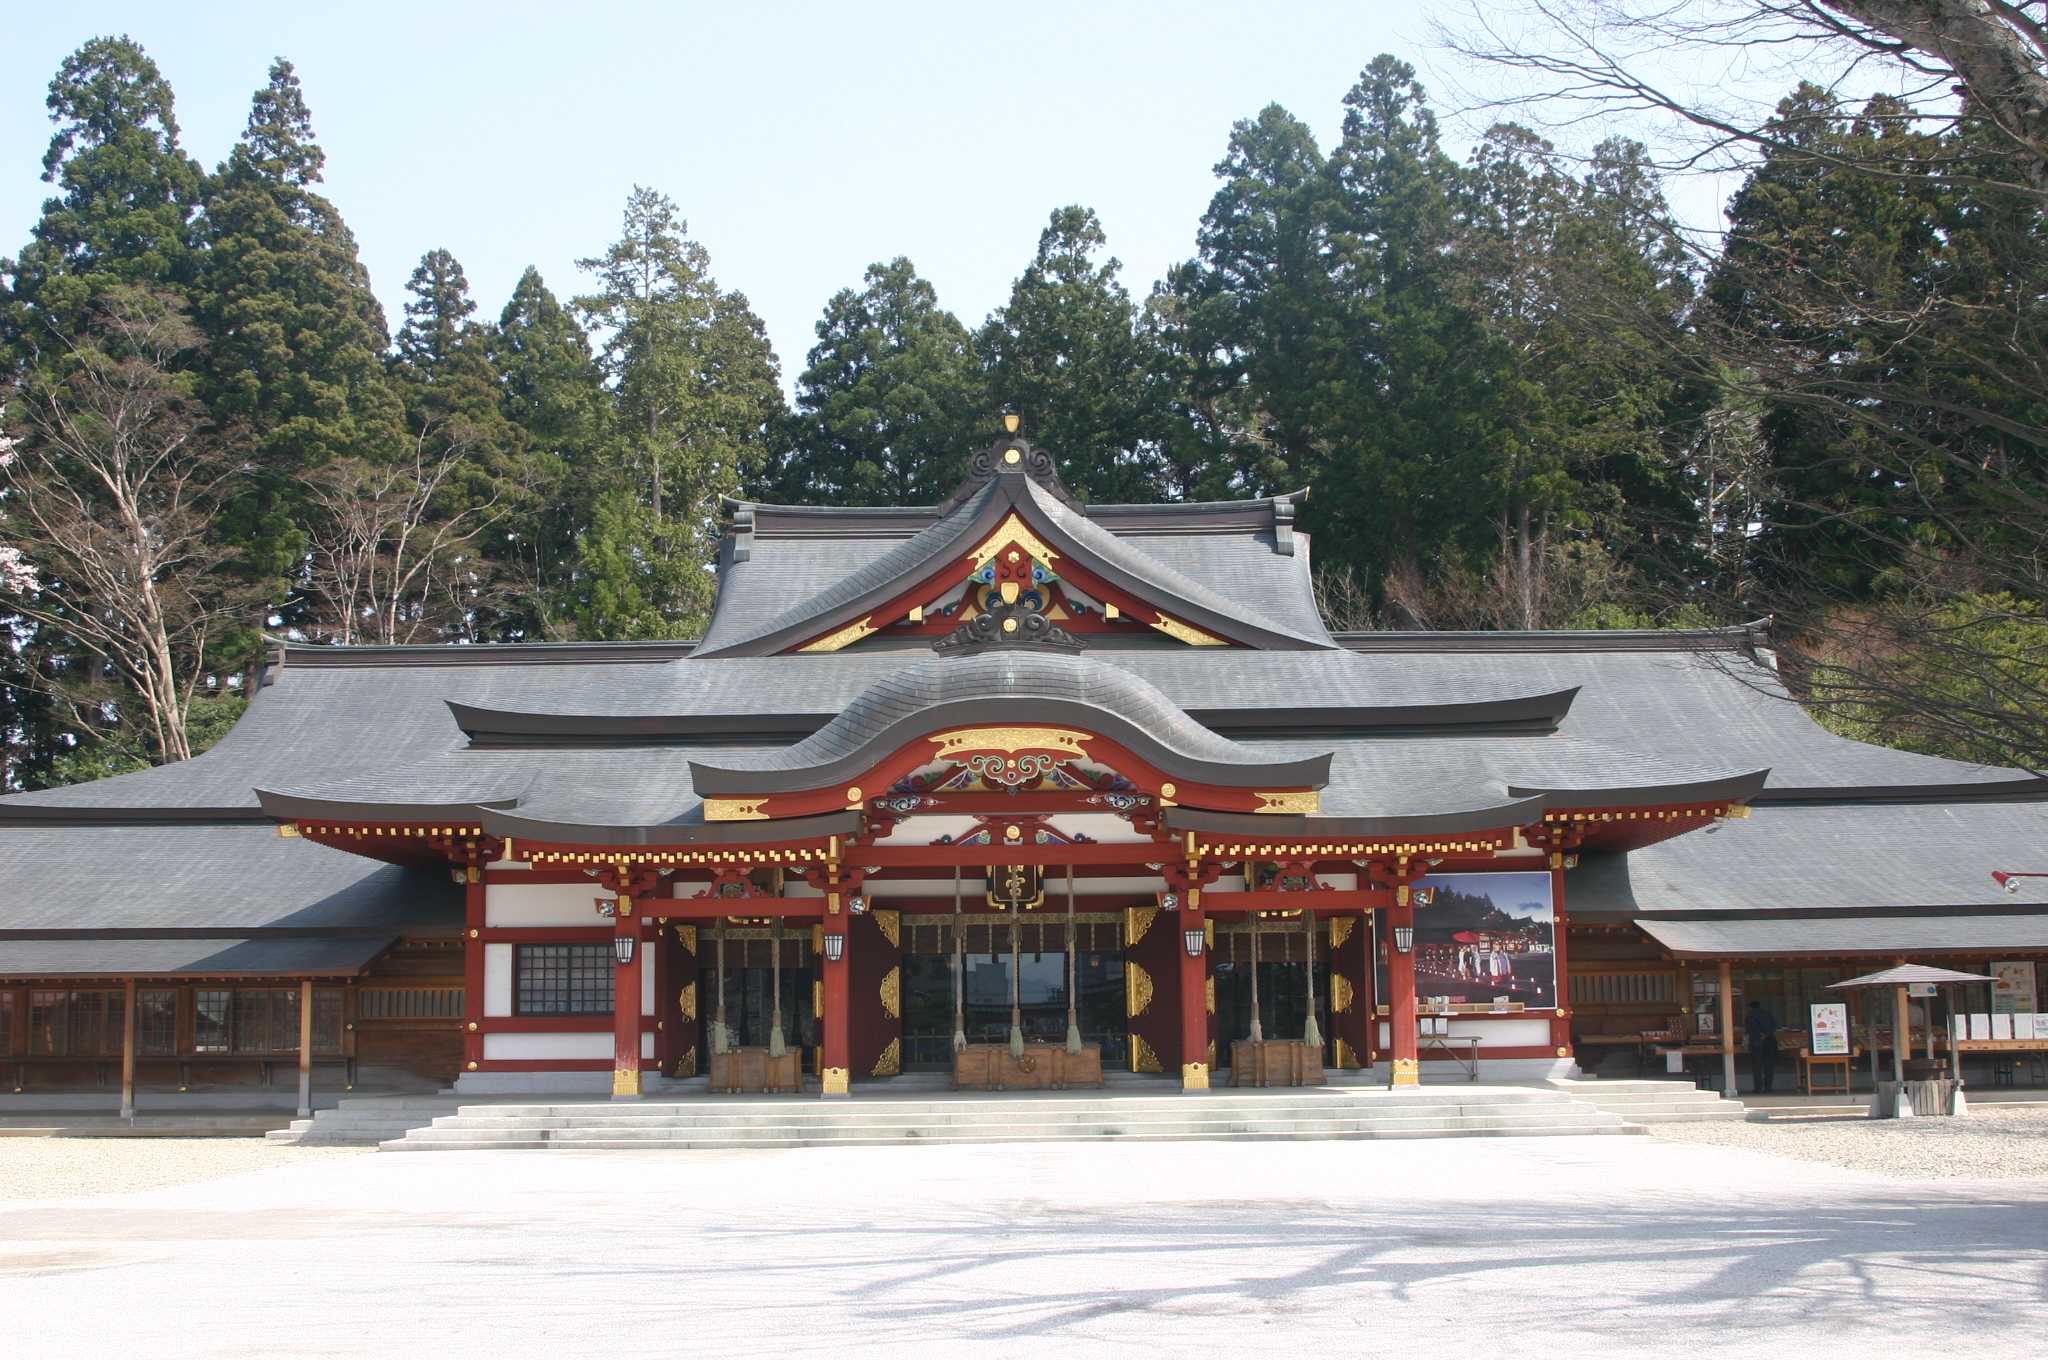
top-left (1746, 1000), bottom-right (1780, 1093)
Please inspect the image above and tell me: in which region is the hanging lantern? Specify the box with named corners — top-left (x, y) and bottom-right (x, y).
top-left (1393, 925), bottom-right (1414, 954)
top-left (1183, 928), bottom-right (1205, 958)
top-left (822, 932), bottom-right (846, 962)
top-left (613, 935), bottom-right (637, 966)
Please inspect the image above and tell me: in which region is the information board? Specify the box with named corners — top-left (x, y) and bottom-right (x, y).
top-left (1810, 1002), bottom-right (1850, 1055)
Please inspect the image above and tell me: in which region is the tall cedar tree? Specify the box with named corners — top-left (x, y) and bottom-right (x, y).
top-left (194, 58), bottom-right (402, 597)
top-left (768, 256), bottom-right (987, 505)
top-left (982, 207), bottom-right (1161, 502)
top-left (2, 37), bottom-right (205, 366)
top-left (572, 188), bottom-right (781, 638)
top-left (492, 266), bottom-right (601, 637)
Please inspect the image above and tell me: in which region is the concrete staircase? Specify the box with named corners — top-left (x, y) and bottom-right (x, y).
top-left (267, 1095), bottom-right (465, 1145)
top-left (377, 1087), bottom-right (1642, 1151)
top-left (1543, 1078), bottom-right (1750, 1124)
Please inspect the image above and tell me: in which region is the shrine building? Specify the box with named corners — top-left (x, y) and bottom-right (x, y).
top-left (4, 426), bottom-right (2048, 1107)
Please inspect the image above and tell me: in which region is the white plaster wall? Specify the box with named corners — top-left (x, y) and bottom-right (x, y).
top-left (484, 943), bottom-right (513, 1017)
top-left (487, 881), bottom-right (614, 927)
top-left (642, 963), bottom-right (655, 1017)
top-left (1377, 1017), bottom-right (1552, 1047)
top-left (484, 1032), bottom-right (610, 1060)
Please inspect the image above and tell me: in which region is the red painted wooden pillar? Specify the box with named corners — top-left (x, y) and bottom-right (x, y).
top-left (612, 905), bottom-right (644, 1100)
top-left (462, 878), bottom-right (485, 1077)
top-left (1179, 904), bottom-right (1210, 1090)
top-left (1550, 853), bottom-right (1575, 1071)
top-left (820, 902), bottom-right (851, 1097)
top-left (1388, 896), bottom-right (1420, 1086)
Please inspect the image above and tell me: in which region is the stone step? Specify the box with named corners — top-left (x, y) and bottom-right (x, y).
top-left (1541, 1078), bottom-right (1749, 1122)
top-left (385, 1124), bottom-right (1639, 1151)
top-left (398, 1109), bottom-right (1625, 1139)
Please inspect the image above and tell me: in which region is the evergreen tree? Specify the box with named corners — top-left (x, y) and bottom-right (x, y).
top-left (571, 188), bottom-right (781, 638)
top-left (1, 36), bottom-right (205, 364)
top-left (193, 57), bottom-right (401, 594)
top-left (981, 208), bottom-right (1159, 502)
top-left (767, 257), bottom-right (987, 505)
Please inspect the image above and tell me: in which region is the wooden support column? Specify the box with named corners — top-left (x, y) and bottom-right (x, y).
top-left (462, 877), bottom-right (485, 1077)
top-left (612, 911), bottom-right (644, 1100)
top-left (297, 979), bottom-right (314, 1118)
top-left (1718, 959), bottom-right (1736, 1096)
top-left (1893, 984), bottom-right (1910, 1087)
top-left (1549, 854), bottom-right (1575, 1070)
top-left (1389, 897), bottom-right (1419, 1086)
top-left (820, 900), bottom-right (850, 1098)
top-left (1178, 901), bottom-right (1210, 1091)
top-left (120, 978), bottom-right (137, 1120)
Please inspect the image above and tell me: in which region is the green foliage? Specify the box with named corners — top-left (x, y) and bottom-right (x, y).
top-left (982, 208), bottom-right (1159, 502)
top-left (572, 489), bottom-right (711, 639)
top-left (769, 256), bottom-right (988, 504)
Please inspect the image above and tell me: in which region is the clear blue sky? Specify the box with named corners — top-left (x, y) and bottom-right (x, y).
top-left (0, 3), bottom-right (1749, 384)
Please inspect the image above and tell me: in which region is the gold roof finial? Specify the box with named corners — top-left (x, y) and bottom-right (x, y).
top-left (1003, 413), bottom-right (1021, 433)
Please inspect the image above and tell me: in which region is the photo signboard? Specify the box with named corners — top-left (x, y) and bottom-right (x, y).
top-left (1809, 1002), bottom-right (1849, 1055)
top-left (1373, 871), bottom-right (1556, 1009)
top-left (1992, 961), bottom-right (2038, 1016)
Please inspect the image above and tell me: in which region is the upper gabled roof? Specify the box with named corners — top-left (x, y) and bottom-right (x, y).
top-left (698, 435), bottom-right (1334, 656)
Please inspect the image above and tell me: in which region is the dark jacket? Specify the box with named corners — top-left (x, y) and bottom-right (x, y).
top-left (1745, 1007), bottom-right (1779, 1049)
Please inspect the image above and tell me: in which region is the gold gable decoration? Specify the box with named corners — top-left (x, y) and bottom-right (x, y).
top-left (703, 799), bottom-right (768, 822)
top-left (969, 513), bottom-right (1061, 572)
top-left (879, 966), bottom-right (902, 1019)
top-left (678, 982), bottom-right (698, 1021)
top-left (1330, 974), bottom-right (1354, 1014)
top-left (1329, 917), bottom-right (1355, 950)
top-left (1149, 612), bottom-right (1227, 646)
top-left (1205, 976), bottom-right (1216, 1015)
top-left (674, 924), bottom-right (699, 953)
top-left (872, 1037), bottom-right (902, 1077)
top-left (813, 980), bottom-right (823, 1019)
top-left (1255, 791), bottom-right (1321, 815)
top-left (799, 615), bottom-right (879, 653)
top-left (872, 908), bottom-right (901, 948)
top-left (1126, 961), bottom-right (1154, 1017)
top-left (1130, 1033), bottom-right (1163, 1073)
top-left (1124, 906), bottom-right (1159, 946)
top-left (931, 727), bottom-right (1093, 760)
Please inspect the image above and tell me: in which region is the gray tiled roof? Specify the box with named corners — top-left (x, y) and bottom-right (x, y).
top-left (1637, 912), bottom-right (2048, 957)
top-left (0, 825), bottom-right (460, 932)
top-left (0, 935), bottom-right (397, 977)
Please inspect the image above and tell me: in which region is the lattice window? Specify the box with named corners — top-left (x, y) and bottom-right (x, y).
top-left (516, 944), bottom-right (614, 1016)
top-left (358, 988), bottom-right (464, 1019)
top-left (28, 990), bottom-right (123, 1056)
top-left (195, 989), bottom-right (231, 1052)
top-left (137, 990), bottom-right (177, 1055)
top-left (0, 991), bottom-right (13, 1056)
top-left (1569, 972), bottom-right (1678, 1004)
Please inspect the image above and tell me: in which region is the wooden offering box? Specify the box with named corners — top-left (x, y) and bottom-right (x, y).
top-left (1230, 1039), bottom-right (1325, 1087)
top-left (709, 1046), bottom-right (805, 1094)
top-left (953, 1043), bottom-right (1104, 1091)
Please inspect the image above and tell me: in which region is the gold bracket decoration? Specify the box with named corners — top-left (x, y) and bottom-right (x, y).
top-left (822, 1066), bottom-right (850, 1096)
top-left (1181, 1061), bottom-right (1210, 1090)
top-left (969, 513), bottom-right (1061, 571)
top-left (679, 982), bottom-right (698, 1021)
top-left (1126, 961), bottom-right (1154, 1017)
top-left (703, 799), bottom-right (768, 822)
top-left (1207, 1039), bottom-right (1217, 1069)
top-left (675, 924), bottom-right (698, 953)
top-left (1124, 906), bottom-right (1159, 946)
top-left (872, 908), bottom-right (901, 949)
top-left (879, 966), bottom-right (902, 1018)
top-left (1206, 976), bottom-right (1216, 1015)
top-left (931, 727), bottom-right (1092, 760)
top-left (674, 1049), bottom-right (698, 1078)
top-left (277, 823), bottom-right (301, 838)
top-left (1329, 917), bottom-right (1355, 950)
top-left (1336, 1038), bottom-right (1361, 1070)
top-left (1254, 791), bottom-right (1321, 815)
top-left (813, 980), bottom-right (823, 1019)
top-left (871, 1038), bottom-right (902, 1077)
top-left (799, 615), bottom-right (878, 653)
top-left (1331, 974), bottom-right (1354, 1014)
top-left (1130, 1033), bottom-right (1163, 1073)
top-left (812, 924), bottom-right (824, 955)
top-left (1149, 612), bottom-right (1227, 646)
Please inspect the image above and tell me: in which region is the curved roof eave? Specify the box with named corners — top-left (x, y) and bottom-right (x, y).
top-left (1164, 796), bottom-right (1549, 839)
top-left (477, 807), bottom-right (863, 848)
top-left (689, 695), bottom-right (1334, 798)
top-left (255, 790), bottom-right (520, 822)
top-left (1505, 769), bottom-right (1770, 806)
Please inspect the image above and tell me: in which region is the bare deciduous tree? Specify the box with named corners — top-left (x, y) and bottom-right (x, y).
top-left (0, 290), bottom-right (262, 763)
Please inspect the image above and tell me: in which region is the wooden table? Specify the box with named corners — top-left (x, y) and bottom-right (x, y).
top-left (1230, 1039), bottom-right (1325, 1087)
top-left (1797, 1047), bottom-right (1854, 1095)
top-left (1955, 1039), bottom-right (2048, 1086)
top-left (709, 1046), bottom-right (804, 1094)
top-left (953, 1043), bottom-right (1103, 1091)
top-left (1420, 1036), bottom-right (1481, 1081)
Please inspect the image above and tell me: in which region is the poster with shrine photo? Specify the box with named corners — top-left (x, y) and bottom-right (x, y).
top-left (1376, 871), bottom-right (1557, 1009)
top-left (1992, 961), bottom-right (2037, 1015)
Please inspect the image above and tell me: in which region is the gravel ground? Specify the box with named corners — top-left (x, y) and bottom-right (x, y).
top-left (1654, 1105), bottom-right (2048, 1178)
top-left (0, 1139), bottom-right (369, 1199)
